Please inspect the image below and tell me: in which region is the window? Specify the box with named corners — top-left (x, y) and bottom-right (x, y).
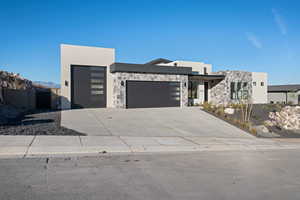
top-left (230, 82), bottom-right (249, 100)
top-left (90, 72), bottom-right (104, 77)
top-left (261, 82), bottom-right (264, 86)
top-left (253, 82), bottom-right (256, 86)
top-left (188, 81), bottom-right (198, 99)
top-left (204, 67), bottom-right (208, 75)
top-left (91, 84), bottom-right (103, 89)
top-left (91, 90), bottom-right (103, 95)
top-left (91, 79), bottom-right (103, 83)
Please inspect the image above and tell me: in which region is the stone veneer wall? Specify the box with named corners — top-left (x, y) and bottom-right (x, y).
top-left (112, 72), bottom-right (188, 108)
top-left (210, 71), bottom-right (252, 105)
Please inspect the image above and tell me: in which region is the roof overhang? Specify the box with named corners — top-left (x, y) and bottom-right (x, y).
top-left (110, 62), bottom-right (192, 75)
top-left (268, 90), bottom-right (300, 93)
top-left (268, 85), bottom-right (300, 93)
top-left (189, 74), bottom-right (225, 81)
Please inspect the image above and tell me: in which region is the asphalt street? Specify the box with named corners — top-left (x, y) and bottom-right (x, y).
top-left (1, 150), bottom-right (300, 200)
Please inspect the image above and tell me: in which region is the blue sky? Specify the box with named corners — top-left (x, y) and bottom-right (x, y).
top-left (0, 0), bottom-right (299, 84)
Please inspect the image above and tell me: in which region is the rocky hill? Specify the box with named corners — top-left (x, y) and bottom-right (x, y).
top-left (0, 70), bottom-right (35, 125)
top-left (0, 70), bottom-right (33, 90)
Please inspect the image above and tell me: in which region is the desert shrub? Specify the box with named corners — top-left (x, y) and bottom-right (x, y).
top-left (215, 105), bottom-right (225, 117)
top-left (202, 102), bottom-right (213, 112)
top-left (250, 127), bottom-right (257, 136)
top-left (228, 103), bottom-right (243, 109)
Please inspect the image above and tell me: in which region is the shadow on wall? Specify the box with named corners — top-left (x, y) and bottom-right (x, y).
top-left (1, 88), bottom-right (36, 110)
top-left (210, 79), bottom-right (223, 89)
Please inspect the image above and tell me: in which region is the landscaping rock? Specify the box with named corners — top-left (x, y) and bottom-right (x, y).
top-left (254, 125), bottom-right (280, 138)
top-left (0, 110), bottom-right (85, 136)
top-left (224, 108), bottom-right (235, 115)
top-left (266, 106), bottom-right (300, 130)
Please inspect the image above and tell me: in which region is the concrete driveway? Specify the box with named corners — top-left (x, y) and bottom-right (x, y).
top-left (61, 107), bottom-right (252, 138)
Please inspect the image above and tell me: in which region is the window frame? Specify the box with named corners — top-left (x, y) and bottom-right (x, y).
top-left (230, 81), bottom-right (249, 100)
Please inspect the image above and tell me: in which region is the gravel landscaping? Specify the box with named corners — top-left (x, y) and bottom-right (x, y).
top-left (235, 104), bottom-right (300, 138)
top-left (202, 103), bottom-right (300, 138)
top-left (0, 110), bottom-right (85, 135)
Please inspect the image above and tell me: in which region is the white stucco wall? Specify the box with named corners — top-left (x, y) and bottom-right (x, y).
top-left (268, 92), bottom-right (287, 104)
top-left (287, 91), bottom-right (300, 104)
top-left (159, 61), bottom-right (212, 74)
top-left (60, 44), bottom-right (115, 109)
top-left (268, 91), bottom-right (300, 104)
top-left (252, 72), bottom-right (268, 104)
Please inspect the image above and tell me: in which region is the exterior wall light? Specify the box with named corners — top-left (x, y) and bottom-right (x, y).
top-left (121, 80), bottom-right (125, 86)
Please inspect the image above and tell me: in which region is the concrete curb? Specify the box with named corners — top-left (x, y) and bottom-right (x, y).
top-left (1, 135), bottom-right (300, 158)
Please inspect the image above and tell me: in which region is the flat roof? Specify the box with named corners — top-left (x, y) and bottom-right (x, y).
top-left (110, 62), bottom-right (192, 75)
top-left (189, 74), bottom-right (225, 81)
top-left (268, 85), bottom-right (300, 92)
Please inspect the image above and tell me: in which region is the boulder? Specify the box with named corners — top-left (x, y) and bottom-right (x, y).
top-left (224, 108), bottom-right (235, 115)
top-left (254, 125), bottom-right (280, 138)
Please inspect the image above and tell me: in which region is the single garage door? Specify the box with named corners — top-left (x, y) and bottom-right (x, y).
top-left (71, 65), bottom-right (106, 109)
top-left (126, 81), bottom-right (181, 108)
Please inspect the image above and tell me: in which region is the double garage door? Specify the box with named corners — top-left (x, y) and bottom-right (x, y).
top-left (71, 65), bottom-right (180, 109)
top-left (126, 81), bottom-right (181, 108)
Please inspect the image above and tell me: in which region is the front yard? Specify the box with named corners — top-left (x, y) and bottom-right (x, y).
top-left (0, 109), bottom-right (85, 136)
top-left (201, 103), bottom-right (300, 138)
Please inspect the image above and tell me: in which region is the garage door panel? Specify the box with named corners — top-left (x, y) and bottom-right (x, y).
top-left (126, 81), bottom-right (180, 108)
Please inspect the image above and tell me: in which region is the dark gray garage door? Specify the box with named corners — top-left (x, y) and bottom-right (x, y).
top-left (126, 81), bottom-right (181, 108)
top-left (71, 65), bottom-right (106, 109)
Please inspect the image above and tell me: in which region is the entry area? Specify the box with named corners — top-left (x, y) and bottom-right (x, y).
top-left (126, 81), bottom-right (181, 108)
top-left (188, 74), bottom-right (225, 106)
top-left (71, 65), bottom-right (107, 109)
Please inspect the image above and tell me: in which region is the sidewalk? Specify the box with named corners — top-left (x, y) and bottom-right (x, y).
top-left (1, 135), bottom-right (300, 158)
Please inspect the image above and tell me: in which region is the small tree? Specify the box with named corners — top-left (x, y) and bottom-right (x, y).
top-left (239, 97), bottom-right (253, 123)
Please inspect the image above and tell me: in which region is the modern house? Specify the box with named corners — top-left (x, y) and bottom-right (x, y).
top-left (61, 44), bottom-right (268, 109)
top-left (268, 85), bottom-right (300, 105)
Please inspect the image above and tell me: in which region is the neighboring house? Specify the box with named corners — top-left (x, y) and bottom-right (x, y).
top-left (61, 44), bottom-right (268, 109)
top-left (268, 85), bottom-right (300, 105)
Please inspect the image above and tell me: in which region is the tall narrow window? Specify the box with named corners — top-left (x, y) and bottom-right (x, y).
top-left (204, 67), bottom-right (208, 75)
top-left (230, 82), bottom-right (236, 99)
top-left (261, 82), bottom-right (264, 86)
top-left (188, 81), bottom-right (198, 99)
